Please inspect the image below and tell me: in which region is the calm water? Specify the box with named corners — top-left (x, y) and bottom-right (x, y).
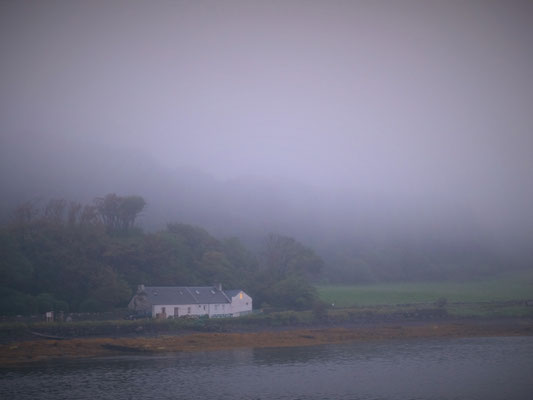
top-left (1, 336), bottom-right (533, 400)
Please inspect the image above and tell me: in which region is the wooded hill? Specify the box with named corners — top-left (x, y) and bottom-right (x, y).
top-left (0, 195), bottom-right (322, 315)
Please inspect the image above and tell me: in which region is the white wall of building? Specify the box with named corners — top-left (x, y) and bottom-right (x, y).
top-left (153, 303), bottom-right (207, 318)
top-left (208, 302), bottom-right (232, 318)
top-left (152, 302), bottom-right (233, 318)
top-left (150, 291), bottom-right (252, 318)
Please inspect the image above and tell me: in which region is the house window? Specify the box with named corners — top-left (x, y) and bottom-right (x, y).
top-left (161, 307), bottom-right (166, 314)
top-left (239, 293), bottom-right (243, 300)
top-left (174, 307), bottom-right (179, 317)
top-left (215, 304), bottom-right (218, 310)
top-left (187, 307), bottom-right (191, 314)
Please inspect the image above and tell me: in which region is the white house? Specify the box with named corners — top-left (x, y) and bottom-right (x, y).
top-left (128, 283), bottom-right (252, 318)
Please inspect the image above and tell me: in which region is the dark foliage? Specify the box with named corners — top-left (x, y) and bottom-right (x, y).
top-left (0, 197), bottom-right (322, 315)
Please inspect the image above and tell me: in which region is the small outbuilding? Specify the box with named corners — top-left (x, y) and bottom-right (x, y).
top-left (128, 283), bottom-right (252, 318)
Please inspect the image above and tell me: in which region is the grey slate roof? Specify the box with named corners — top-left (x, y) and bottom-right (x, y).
top-left (224, 289), bottom-right (242, 298)
top-left (140, 286), bottom-right (233, 305)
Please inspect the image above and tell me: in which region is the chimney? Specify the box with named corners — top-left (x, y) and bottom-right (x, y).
top-left (137, 284), bottom-right (145, 294)
top-left (215, 283), bottom-right (222, 291)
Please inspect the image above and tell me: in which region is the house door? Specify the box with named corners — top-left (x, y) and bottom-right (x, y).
top-left (174, 307), bottom-right (179, 317)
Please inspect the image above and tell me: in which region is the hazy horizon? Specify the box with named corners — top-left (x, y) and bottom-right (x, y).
top-left (1, 0), bottom-right (532, 259)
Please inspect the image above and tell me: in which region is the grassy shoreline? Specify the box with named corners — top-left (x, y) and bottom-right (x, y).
top-left (1, 317), bottom-right (532, 366)
top-left (3, 298), bottom-right (532, 343)
top-left (2, 273), bottom-right (532, 365)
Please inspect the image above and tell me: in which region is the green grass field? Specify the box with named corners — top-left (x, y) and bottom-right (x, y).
top-left (317, 270), bottom-right (533, 308)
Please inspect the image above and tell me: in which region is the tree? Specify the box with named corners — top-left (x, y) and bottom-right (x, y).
top-left (269, 276), bottom-right (318, 309)
top-left (88, 266), bottom-right (132, 309)
top-left (43, 199), bottom-right (67, 223)
top-left (250, 234), bottom-right (323, 309)
top-left (95, 194), bottom-right (146, 233)
top-left (263, 233), bottom-right (323, 279)
top-left (0, 230), bottom-right (34, 292)
top-left (119, 196), bottom-right (146, 231)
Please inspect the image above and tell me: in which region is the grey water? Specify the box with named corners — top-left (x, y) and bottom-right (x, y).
top-left (1, 336), bottom-right (533, 400)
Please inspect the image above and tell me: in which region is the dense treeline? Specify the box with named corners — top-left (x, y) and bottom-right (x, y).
top-left (321, 234), bottom-right (502, 284)
top-left (0, 196), bottom-right (322, 315)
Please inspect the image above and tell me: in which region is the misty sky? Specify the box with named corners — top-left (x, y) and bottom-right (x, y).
top-left (1, 0), bottom-right (532, 233)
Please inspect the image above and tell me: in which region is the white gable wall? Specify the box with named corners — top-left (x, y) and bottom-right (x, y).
top-left (230, 291), bottom-right (253, 316)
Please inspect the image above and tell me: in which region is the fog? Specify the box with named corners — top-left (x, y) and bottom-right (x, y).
top-left (1, 0), bottom-right (532, 277)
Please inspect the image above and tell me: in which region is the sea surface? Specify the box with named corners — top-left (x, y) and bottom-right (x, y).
top-left (1, 336), bottom-right (532, 400)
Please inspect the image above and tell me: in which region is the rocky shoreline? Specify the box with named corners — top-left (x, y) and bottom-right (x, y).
top-left (1, 318), bottom-right (532, 366)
